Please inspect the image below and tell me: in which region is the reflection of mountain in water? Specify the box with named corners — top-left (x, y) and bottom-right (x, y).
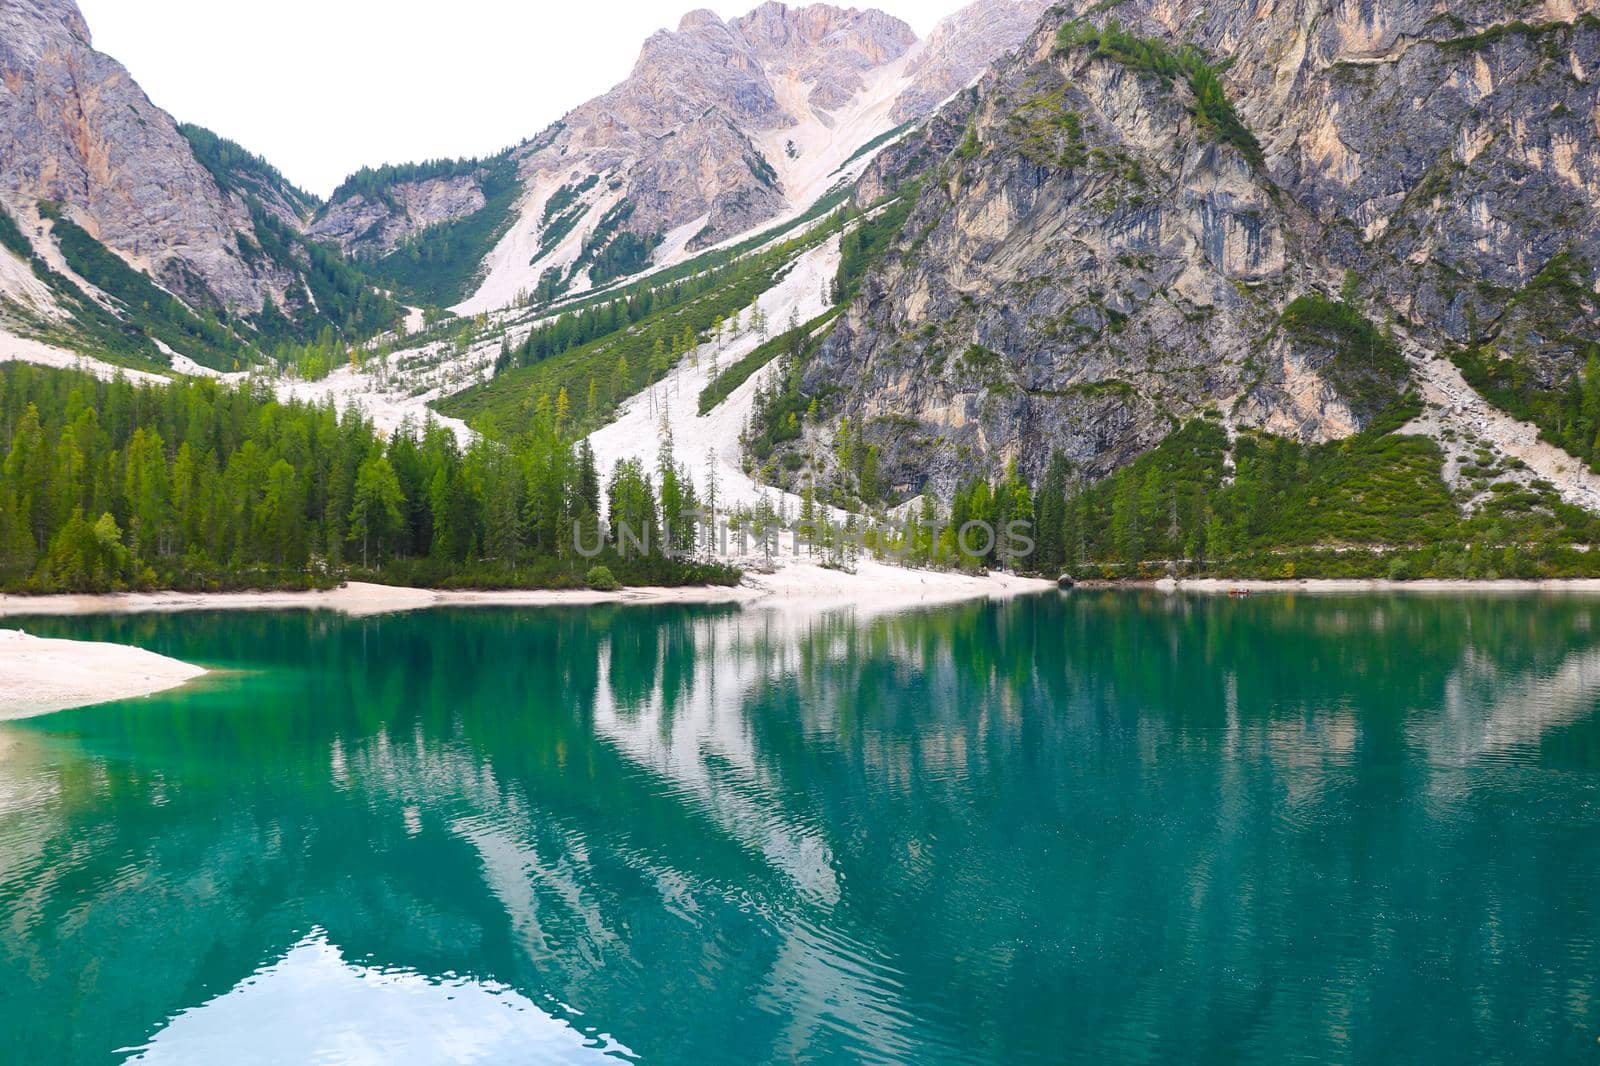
top-left (2, 595), bottom-right (1599, 1063)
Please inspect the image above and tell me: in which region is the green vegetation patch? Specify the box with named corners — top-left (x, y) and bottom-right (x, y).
top-left (1435, 15), bottom-right (1600, 56)
top-left (0, 201), bottom-right (36, 261)
top-left (363, 154), bottom-right (523, 308)
top-left (41, 205), bottom-right (239, 370)
top-left (536, 204), bottom-right (588, 265)
top-left (700, 309), bottom-right (840, 416)
top-left (1277, 294), bottom-right (1409, 419)
top-left (1007, 87), bottom-right (1088, 170)
top-left (831, 190), bottom-right (918, 303)
top-left (573, 200), bottom-right (664, 288)
top-left (1455, 344), bottom-right (1600, 472)
top-left (542, 175), bottom-right (600, 224)
top-left (1449, 252), bottom-right (1600, 469)
top-left (1055, 18), bottom-right (1264, 168)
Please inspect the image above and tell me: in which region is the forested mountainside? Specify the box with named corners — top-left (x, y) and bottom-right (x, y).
top-left (6, 0), bottom-right (1600, 591)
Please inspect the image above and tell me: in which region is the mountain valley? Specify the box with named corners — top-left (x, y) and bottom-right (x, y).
top-left (3, 0), bottom-right (1600, 587)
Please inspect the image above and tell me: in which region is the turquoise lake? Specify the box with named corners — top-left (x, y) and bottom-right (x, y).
top-left (2, 593), bottom-right (1599, 1063)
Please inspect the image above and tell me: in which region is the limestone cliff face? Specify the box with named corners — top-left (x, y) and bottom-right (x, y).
top-left (525, 4), bottom-right (918, 249)
top-left (1091, 0), bottom-right (1600, 378)
top-left (792, 1), bottom-right (1600, 495)
top-left (311, 171), bottom-right (491, 258)
top-left (806, 15), bottom-right (1328, 492)
top-left (893, 0), bottom-right (1052, 122)
top-left (0, 0), bottom-right (293, 312)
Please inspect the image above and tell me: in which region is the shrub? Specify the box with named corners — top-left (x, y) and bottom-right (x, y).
top-left (586, 565), bottom-right (622, 592)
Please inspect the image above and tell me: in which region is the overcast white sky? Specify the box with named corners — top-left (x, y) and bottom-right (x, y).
top-left (77, 0), bottom-right (958, 198)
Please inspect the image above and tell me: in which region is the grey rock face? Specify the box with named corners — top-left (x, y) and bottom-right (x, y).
top-left (790, 1), bottom-right (1600, 496)
top-left (893, 0), bottom-right (1052, 123)
top-left (514, 3), bottom-right (919, 254)
top-left (736, 2), bottom-right (916, 108)
top-left (311, 174), bottom-right (488, 258)
top-left (0, 0), bottom-right (290, 311)
top-left (800, 9), bottom-right (1392, 496)
top-left (1069, 0), bottom-right (1600, 374)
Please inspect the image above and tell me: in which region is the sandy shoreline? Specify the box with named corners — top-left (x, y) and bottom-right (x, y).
top-left (0, 564), bottom-right (1057, 620)
top-left (5, 570), bottom-right (1593, 622)
top-left (0, 581), bottom-right (751, 619)
top-left (0, 629), bottom-right (208, 721)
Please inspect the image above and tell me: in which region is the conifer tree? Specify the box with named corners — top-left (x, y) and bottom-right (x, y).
top-left (349, 453), bottom-right (403, 568)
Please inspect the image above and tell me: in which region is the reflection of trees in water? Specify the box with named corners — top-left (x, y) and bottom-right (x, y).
top-left (3, 595), bottom-right (1600, 1063)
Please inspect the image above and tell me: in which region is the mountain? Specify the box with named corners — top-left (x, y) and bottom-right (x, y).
top-left (0, 0), bottom-right (275, 312)
top-left (891, 0), bottom-right (1054, 122)
top-left (772, 0), bottom-right (1600, 497)
top-left (0, 0), bottom-right (1047, 372)
top-left (5, 0), bottom-right (1600, 587)
top-left (304, 1), bottom-right (1048, 314)
top-left (460, 0), bottom-right (1051, 313)
top-left (0, 0), bottom-right (398, 369)
top-left (306, 154), bottom-right (523, 308)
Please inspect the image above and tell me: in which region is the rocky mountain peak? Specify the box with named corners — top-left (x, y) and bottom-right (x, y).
top-left (4, 0), bottom-right (93, 55)
top-left (457, 1), bottom-right (1056, 312)
top-left (0, 0), bottom-right (272, 312)
top-left (732, 2), bottom-right (916, 65)
top-left (627, 14), bottom-right (774, 129)
top-left (677, 8), bottom-right (725, 32)
top-left (735, 3), bottom-right (916, 112)
top-left (0, 0), bottom-right (409, 366)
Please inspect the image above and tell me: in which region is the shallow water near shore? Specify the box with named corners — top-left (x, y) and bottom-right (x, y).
top-left (3, 592), bottom-right (1599, 1063)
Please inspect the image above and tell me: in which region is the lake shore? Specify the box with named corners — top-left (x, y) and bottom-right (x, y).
top-left (0, 563), bottom-right (1056, 620)
top-left (0, 629), bottom-right (208, 721)
top-left (0, 564), bottom-right (1055, 718)
top-left (0, 582), bottom-right (750, 620)
top-left (8, 571), bottom-right (1598, 720)
top-left (1140, 577), bottom-right (1600, 595)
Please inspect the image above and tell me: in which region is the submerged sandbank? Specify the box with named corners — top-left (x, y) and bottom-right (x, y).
top-left (0, 629), bottom-right (207, 720)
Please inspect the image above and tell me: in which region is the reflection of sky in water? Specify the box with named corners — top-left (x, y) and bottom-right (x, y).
top-left (122, 930), bottom-right (632, 1065)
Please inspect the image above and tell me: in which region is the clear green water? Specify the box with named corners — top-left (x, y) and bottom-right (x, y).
top-left (3, 593), bottom-right (1599, 1064)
